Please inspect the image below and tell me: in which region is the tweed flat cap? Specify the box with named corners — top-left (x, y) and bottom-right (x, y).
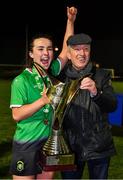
top-left (67, 33), bottom-right (92, 46)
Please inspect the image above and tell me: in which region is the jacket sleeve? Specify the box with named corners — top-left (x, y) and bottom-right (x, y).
top-left (92, 69), bottom-right (117, 113)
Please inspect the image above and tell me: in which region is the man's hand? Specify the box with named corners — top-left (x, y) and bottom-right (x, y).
top-left (80, 77), bottom-right (97, 96)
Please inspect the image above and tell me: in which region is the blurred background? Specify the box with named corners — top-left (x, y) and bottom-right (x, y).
top-left (0, 0), bottom-right (123, 179)
top-left (0, 0), bottom-right (123, 77)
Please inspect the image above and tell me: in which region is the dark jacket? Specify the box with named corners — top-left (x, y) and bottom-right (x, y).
top-left (58, 62), bottom-right (117, 161)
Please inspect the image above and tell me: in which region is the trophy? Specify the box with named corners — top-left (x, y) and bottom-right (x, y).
top-left (33, 62), bottom-right (79, 171)
top-left (41, 79), bottom-right (80, 171)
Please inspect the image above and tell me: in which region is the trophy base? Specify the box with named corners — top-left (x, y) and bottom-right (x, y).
top-left (41, 153), bottom-right (77, 171)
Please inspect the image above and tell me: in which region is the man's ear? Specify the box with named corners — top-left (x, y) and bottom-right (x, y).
top-left (29, 51), bottom-right (33, 58)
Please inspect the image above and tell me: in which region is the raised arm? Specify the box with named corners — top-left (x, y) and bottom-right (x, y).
top-left (58, 6), bottom-right (77, 69)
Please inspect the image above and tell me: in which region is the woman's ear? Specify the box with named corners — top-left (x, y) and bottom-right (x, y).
top-left (29, 51), bottom-right (33, 59)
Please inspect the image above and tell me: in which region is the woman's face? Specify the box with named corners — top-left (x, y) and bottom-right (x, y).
top-left (29, 37), bottom-right (54, 70)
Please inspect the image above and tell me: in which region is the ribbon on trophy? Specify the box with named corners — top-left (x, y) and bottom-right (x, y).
top-left (33, 62), bottom-right (81, 171)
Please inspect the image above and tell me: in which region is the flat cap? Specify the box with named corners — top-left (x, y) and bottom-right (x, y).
top-left (67, 33), bottom-right (92, 46)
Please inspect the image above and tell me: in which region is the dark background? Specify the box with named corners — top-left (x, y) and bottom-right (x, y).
top-left (0, 0), bottom-right (123, 75)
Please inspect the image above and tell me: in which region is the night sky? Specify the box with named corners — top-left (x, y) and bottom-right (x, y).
top-left (0, 0), bottom-right (123, 75)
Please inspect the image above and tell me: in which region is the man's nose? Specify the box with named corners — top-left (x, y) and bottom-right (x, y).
top-left (79, 48), bottom-right (85, 55)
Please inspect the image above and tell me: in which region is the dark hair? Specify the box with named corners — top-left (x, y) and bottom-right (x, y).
top-left (29, 33), bottom-right (54, 52)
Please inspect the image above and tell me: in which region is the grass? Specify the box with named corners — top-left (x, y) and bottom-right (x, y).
top-left (0, 79), bottom-right (15, 142)
top-left (109, 136), bottom-right (123, 179)
top-left (112, 80), bottom-right (123, 93)
top-left (0, 79), bottom-right (16, 179)
top-left (0, 78), bottom-right (123, 179)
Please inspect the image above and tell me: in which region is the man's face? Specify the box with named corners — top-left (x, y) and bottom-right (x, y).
top-left (67, 44), bottom-right (91, 70)
top-left (29, 38), bottom-right (54, 70)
